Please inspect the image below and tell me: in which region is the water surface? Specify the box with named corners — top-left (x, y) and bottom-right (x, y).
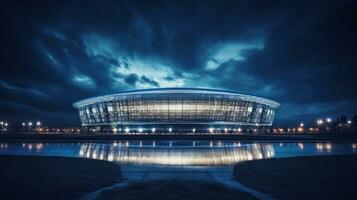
top-left (0, 141), bottom-right (356, 166)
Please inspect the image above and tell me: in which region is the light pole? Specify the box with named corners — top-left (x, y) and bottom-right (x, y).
top-left (348, 120), bottom-right (352, 128)
top-left (299, 123), bottom-right (304, 134)
top-left (28, 122), bottom-right (33, 132)
top-left (36, 121), bottom-right (41, 133)
top-left (4, 123), bottom-right (8, 132)
top-left (326, 118), bottom-right (332, 132)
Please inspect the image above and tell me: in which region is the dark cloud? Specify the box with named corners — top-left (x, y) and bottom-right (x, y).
top-left (0, 0), bottom-right (356, 126)
top-left (124, 74), bottom-right (139, 86)
top-left (140, 75), bottom-right (159, 87)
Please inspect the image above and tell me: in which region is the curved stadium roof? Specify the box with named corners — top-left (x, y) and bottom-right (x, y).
top-left (73, 87), bottom-right (280, 109)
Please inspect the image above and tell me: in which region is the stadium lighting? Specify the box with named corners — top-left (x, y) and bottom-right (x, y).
top-left (209, 128), bottom-right (214, 133)
top-left (125, 127), bottom-right (130, 133)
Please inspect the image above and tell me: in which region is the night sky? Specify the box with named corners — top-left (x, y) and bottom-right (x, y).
top-left (0, 0), bottom-right (356, 127)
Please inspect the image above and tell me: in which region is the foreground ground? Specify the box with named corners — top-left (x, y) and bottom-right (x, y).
top-left (0, 155), bottom-right (255, 200)
top-left (0, 155), bottom-right (122, 200)
top-left (3, 154), bottom-right (357, 200)
top-left (99, 180), bottom-right (255, 200)
top-left (234, 155), bottom-right (357, 200)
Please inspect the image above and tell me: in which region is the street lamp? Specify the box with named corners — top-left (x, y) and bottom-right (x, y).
top-left (326, 118), bottom-right (332, 123)
top-left (28, 122), bottom-right (33, 131)
top-left (36, 121), bottom-right (41, 132)
top-left (348, 120), bottom-right (352, 126)
top-left (300, 123), bottom-right (304, 127)
top-left (0, 121), bottom-right (3, 133)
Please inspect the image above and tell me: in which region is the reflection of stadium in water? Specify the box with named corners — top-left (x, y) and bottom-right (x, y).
top-left (79, 142), bottom-right (275, 165)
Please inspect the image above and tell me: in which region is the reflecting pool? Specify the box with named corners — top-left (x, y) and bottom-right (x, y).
top-left (0, 141), bottom-right (356, 166)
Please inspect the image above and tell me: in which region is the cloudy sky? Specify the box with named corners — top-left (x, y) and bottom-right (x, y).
top-left (0, 0), bottom-right (356, 126)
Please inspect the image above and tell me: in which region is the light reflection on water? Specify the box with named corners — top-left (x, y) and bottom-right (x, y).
top-left (79, 143), bottom-right (274, 165)
top-left (0, 141), bottom-right (357, 166)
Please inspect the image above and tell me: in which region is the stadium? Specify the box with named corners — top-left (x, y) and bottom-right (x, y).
top-left (73, 88), bottom-right (280, 134)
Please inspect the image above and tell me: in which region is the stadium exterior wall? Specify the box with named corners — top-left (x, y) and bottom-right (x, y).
top-left (73, 88), bottom-right (280, 133)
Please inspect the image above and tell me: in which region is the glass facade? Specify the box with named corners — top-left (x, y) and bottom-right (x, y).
top-left (74, 89), bottom-right (279, 127)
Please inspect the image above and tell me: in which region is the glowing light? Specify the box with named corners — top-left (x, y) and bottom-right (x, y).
top-left (300, 123), bottom-right (304, 127)
top-left (192, 128), bottom-right (196, 133)
top-left (152, 128), bottom-right (156, 133)
top-left (169, 128), bottom-right (172, 133)
top-left (348, 120), bottom-right (352, 124)
top-left (209, 128), bottom-right (214, 133)
top-left (28, 122), bottom-right (33, 126)
top-left (298, 143), bottom-right (304, 150)
top-left (138, 128), bottom-right (143, 133)
top-left (36, 121), bottom-right (41, 126)
top-left (224, 128), bottom-right (228, 133)
top-left (237, 128), bottom-right (242, 132)
top-left (326, 118), bottom-right (331, 123)
top-left (125, 127), bottom-right (130, 133)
